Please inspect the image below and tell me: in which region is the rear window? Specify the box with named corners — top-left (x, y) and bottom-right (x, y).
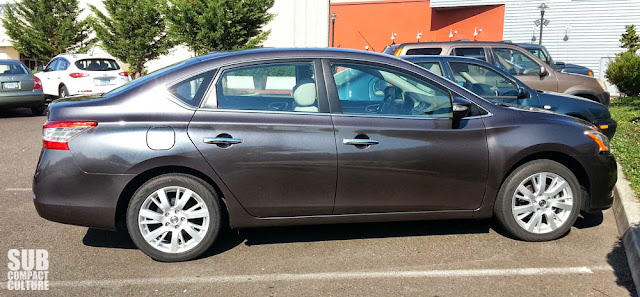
top-left (451, 48), bottom-right (486, 61)
top-left (406, 48), bottom-right (443, 55)
top-left (0, 62), bottom-right (28, 75)
top-left (75, 59), bottom-right (121, 71)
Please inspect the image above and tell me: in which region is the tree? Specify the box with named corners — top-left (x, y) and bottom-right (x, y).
top-left (89, 0), bottom-right (174, 78)
top-left (165, 0), bottom-right (275, 56)
top-left (2, 0), bottom-right (92, 64)
top-left (606, 51), bottom-right (640, 96)
top-left (620, 25), bottom-right (640, 53)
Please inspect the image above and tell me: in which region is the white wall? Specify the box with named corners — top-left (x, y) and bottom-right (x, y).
top-left (431, 0), bottom-right (640, 94)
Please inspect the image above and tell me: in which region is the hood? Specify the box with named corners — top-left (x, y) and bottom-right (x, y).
top-left (536, 90), bottom-right (610, 119)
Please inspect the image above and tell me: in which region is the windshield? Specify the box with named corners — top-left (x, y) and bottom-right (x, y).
top-left (527, 48), bottom-right (549, 63)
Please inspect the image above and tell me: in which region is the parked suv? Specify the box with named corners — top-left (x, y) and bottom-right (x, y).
top-left (35, 53), bottom-right (131, 98)
top-left (384, 42), bottom-right (610, 106)
top-left (34, 48), bottom-right (616, 262)
top-left (517, 43), bottom-right (594, 77)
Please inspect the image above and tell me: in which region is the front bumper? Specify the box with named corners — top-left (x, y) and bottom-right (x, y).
top-left (595, 117), bottom-right (618, 139)
top-left (33, 149), bottom-right (134, 230)
top-left (579, 153), bottom-right (617, 212)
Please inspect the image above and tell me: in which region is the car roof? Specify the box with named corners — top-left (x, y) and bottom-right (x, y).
top-left (53, 53), bottom-right (117, 61)
top-left (516, 43), bottom-right (545, 49)
top-left (195, 47), bottom-right (401, 62)
top-left (393, 41), bottom-right (517, 48)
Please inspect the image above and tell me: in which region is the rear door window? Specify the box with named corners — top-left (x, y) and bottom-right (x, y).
top-left (44, 59), bottom-right (59, 72)
top-left (213, 62), bottom-right (318, 112)
top-left (56, 59), bottom-right (70, 71)
top-left (405, 48), bottom-right (443, 56)
top-left (415, 62), bottom-right (443, 76)
top-left (451, 48), bottom-right (486, 61)
top-left (75, 59), bottom-right (121, 71)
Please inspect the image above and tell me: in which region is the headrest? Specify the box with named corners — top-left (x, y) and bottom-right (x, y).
top-left (293, 81), bottom-right (316, 107)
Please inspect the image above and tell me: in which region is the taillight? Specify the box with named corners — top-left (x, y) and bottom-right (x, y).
top-left (69, 73), bottom-right (89, 78)
top-left (33, 77), bottom-right (42, 90)
top-left (43, 121), bottom-right (98, 150)
top-left (118, 72), bottom-right (129, 77)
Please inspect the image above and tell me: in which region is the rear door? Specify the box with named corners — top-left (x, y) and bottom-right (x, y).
top-left (325, 60), bottom-right (489, 214)
top-left (188, 60), bottom-right (338, 217)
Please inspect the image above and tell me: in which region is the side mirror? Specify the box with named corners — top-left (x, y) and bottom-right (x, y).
top-left (539, 66), bottom-right (549, 77)
top-left (517, 87), bottom-right (530, 99)
top-left (36, 66), bottom-right (44, 72)
top-left (452, 97), bottom-right (471, 119)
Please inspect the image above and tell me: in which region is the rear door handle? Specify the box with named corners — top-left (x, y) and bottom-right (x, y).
top-left (203, 137), bottom-right (243, 145)
top-left (343, 139), bottom-right (380, 146)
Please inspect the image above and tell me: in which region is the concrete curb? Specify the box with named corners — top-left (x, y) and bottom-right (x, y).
top-left (612, 163), bottom-right (640, 292)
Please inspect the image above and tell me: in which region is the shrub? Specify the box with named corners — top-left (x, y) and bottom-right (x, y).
top-left (606, 52), bottom-right (640, 96)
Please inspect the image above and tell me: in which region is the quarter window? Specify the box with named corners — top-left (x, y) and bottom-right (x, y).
top-left (493, 48), bottom-right (540, 76)
top-left (452, 48), bottom-right (486, 61)
top-left (215, 62), bottom-right (317, 112)
top-left (168, 70), bottom-right (216, 107)
top-left (331, 63), bottom-right (452, 118)
top-left (449, 62), bottom-right (519, 97)
top-left (406, 48), bottom-right (443, 55)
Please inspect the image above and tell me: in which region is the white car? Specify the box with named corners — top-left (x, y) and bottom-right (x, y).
top-left (35, 53), bottom-right (131, 98)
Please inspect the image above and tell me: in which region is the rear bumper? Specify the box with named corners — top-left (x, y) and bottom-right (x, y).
top-left (0, 92), bottom-right (44, 108)
top-left (33, 149), bottom-right (134, 230)
top-left (579, 153), bottom-right (617, 212)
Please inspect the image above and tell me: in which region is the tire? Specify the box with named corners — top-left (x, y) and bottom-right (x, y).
top-left (494, 160), bottom-right (581, 241)
top-left (126, 174), bottom-right (221, 262)
top-left (59, 85), bottom-right (69, 98)
top-left (31, 104), bottom-right (46, 116)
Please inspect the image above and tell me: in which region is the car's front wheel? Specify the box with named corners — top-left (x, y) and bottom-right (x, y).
top-left (494, 160), bottom-right (581, 241)
top-left (126, 174), bottom-right (221, 262)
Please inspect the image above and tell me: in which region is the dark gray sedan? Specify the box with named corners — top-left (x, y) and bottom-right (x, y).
top-left (401, 55), bottom-right (616, 138)
top-left (0, 60), bottom-right (45, 115)
top-left (34, 48), bottom-right (616, 262)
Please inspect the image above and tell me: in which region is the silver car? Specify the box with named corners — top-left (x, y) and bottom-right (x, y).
top-left (0, 60), bottom-right (45, 115)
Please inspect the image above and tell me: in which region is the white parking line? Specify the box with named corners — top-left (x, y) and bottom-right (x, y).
top-left (4, 188), bottom-right (31, 191)
top-left (0, 266), bottom-right (613, 289)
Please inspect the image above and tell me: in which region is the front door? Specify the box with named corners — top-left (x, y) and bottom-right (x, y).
top-left (491, 47), bottom-right (559, 92)
top-left (188, 60), bottom-right (337, 218)
top-left (325, 61), bottom-right (489, 214)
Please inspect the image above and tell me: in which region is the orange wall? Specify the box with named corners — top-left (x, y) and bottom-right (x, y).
top-left (330, 0), bottom-right (505, 52)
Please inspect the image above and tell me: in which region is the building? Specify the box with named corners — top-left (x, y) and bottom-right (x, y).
top-left (330, 0), bottom-right (640, 89)
top-left (0, 0), bottom-right (329, 72)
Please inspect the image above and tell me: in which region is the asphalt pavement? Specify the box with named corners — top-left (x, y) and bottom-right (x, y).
top-left (0, 107), bottom-right (636, 296)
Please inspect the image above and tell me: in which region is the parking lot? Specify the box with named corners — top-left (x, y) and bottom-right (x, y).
top-left (0, 108), bottom-right (637, 296)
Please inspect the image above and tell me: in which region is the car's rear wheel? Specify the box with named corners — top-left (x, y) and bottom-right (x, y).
top-left (494, 160), bottom-right (581, 241)
top-left (126, 174), bottom-right (221, 262)
top-left (59, 85), bottom-right (69, 98)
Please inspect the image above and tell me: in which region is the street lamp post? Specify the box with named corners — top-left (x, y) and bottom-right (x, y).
top-left (330, 13), bottom-right (337, 47)
top-left (537, 3), bottom-right (549, 45)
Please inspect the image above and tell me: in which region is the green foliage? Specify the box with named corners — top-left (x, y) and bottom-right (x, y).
top-left (606, 52), bottom-right (640, 97)
top-left (165, 0), bottom-right (275, 56)
top-left (620, 25), bottom-right (640, 53)
top-left (609, 96), bottom-right (640, 199)
top-left (1, 0), bottom-right (93, 64)
top-left (89, 0), bottom-right (174, 78)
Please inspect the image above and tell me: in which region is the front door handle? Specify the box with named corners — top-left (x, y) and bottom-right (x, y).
top-left (203, 137), bottom-right (243, 145)
top-left (343, 139), bottom-right (380, 146)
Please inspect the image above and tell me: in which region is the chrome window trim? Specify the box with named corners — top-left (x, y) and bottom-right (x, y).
top-left (194, 107), bottom-right (332, 117)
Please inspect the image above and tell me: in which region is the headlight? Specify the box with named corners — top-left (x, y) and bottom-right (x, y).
top-left (584, 129), bottom-right (610, 153)
top-left (596, 78), bottom-right (607, 91)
